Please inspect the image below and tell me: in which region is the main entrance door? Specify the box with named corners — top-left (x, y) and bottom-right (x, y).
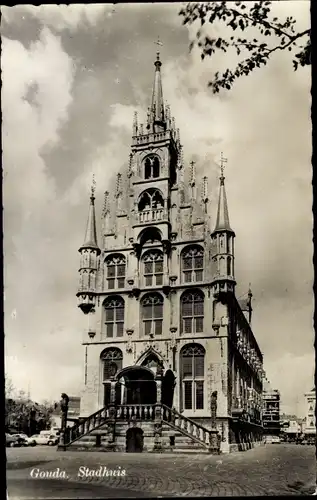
top-left (118, 367), bottom-right (157, 405)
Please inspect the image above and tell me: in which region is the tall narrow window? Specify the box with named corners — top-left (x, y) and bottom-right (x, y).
top-left (103, 297), bottom-right (124, 338)
top-left (180, 291), bottom-right (204, 334)
top-left (181, 344), bottom-right (205, 410)
top-left (106, 254), bottom-right (126, 289)
top-left (101, 348), bottom-right (123, 407)
top-left (143, 250), bottom-right (164, 286)
top-left (144, 155), bottom-right (160, 179)
top-left (227, 257), bottom-right (232, 276)
top-left (181, 246), bottom-right (204, 283)
top-left (102, 347), bottom-right (123, 379)
top-left (141, 293), bottom-right (163, 336)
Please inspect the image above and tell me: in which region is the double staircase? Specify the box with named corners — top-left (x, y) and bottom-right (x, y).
top-left (59, 404), bottom-right (220, 454)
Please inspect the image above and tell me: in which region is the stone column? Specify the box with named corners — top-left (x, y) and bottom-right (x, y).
top-left (210, 391), bottom-right (217, 429)
top-left (57, 393), bottom-right (69, 451)
top-left (153, 377), bottom-right (163, 451)
top-left (209, 391), bottom-right (219, 453)
top-left (107, 380), bottom-right (117, 447)
top-left (156, 379), bottom-right (162, 405)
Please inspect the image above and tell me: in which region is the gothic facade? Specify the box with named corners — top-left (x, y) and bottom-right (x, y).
top-left (76, 52), bottom-right (264, 452)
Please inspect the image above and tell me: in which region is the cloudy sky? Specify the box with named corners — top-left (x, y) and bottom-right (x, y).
top-left (2, 2), bottom-right (312, 415)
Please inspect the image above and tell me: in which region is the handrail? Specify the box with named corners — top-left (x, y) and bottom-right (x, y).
top-left (161, 404), bottom-right (215, 432)
top-left (63, 403), bottom-right (220, 452)
top-left (63, 405), bottom-right (110, 447)
top-left (160, 404), bottom-right (219, 451)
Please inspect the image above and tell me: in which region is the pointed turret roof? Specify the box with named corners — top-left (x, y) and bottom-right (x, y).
top-left (214, 172), bottom-right (234, 234)
top-left (150, 52), bottom-right (165, 128)
top-left (79, 187), bottom-right (100, 254)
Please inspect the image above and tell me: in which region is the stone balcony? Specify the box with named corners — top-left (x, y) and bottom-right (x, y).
top-left (138, 208), bottom-right (168, 224)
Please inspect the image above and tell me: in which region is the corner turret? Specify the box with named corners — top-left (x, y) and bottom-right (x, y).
top-left (211, 154), bottom-right (236, 295)
top-left (77, 176), bottom-right (100, 314)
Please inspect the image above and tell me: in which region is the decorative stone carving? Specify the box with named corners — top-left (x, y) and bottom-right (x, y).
top-left (210, 391), bottom-right (217, 430)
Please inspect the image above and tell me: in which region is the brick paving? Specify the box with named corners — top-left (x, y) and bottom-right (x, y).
top-left (6, 444), bottom-right (316, 497)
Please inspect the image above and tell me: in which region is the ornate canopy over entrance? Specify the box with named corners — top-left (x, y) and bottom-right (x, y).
top-left (117, 366), bottom-right (157, 405)
top-left (113, 353), bottom-right (176, 407)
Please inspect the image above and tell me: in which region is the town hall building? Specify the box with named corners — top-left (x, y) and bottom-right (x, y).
top-left (72, 51), bottom-right (264, 453)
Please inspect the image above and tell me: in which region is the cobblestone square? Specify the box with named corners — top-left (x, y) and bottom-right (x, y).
top-left (6, 444), bottom-right (316, 498)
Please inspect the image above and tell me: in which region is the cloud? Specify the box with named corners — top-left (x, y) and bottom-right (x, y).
top-left (3, 27), bottom-right (76, 400)
top-left (1, 4), bottom-right (109, 32)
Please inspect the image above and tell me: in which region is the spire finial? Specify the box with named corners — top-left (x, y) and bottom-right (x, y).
top-left (116, 172), bottom-right (122, 196)
top-left (91, 173), bottom-right (96, 200)
top-left (133, 111), bottom-right (138, 136)
top-left (154, 36), bottom-right (163, 62)
top-left (220, 152), bottom-right (227, 184)
top-left (202, 176), bottom-right (208, 202)
top-left (190, 160), bottom-right (196, 187)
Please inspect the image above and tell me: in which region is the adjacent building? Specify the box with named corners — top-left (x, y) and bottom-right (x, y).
top-left (304, 388), bottom-right (316, 437)
top-left (280, 419), bottom-right (301, 441)
top-left (262, 380), bottom-right (280, 437)
top-left (75, 51), bottom-right (264, 453)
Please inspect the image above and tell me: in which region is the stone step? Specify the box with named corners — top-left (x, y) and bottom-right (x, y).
top-left (163, 448), bottom-right (210, 454)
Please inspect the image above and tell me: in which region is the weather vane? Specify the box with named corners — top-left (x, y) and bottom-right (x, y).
top-left (154, 36), bottom-right (163, 48)
top-left (154, 36), bottom-right (163, 59)
top-left (220, 152), bottom-right (227, 177)
top-left (91, 173), bottom-right (96, 198)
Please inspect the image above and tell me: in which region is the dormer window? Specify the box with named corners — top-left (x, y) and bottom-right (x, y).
top-left (144, 155), bottom-right (160, 179)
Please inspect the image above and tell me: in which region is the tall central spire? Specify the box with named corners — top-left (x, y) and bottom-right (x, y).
top-left (150, 41), bottom-right (165, 132)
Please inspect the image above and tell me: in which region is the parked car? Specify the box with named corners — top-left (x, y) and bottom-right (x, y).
top-left (6, 433), bottom-right (18, 447)
top-left (11, 433), bottom-right (37, 446)
top-left (31, 433), bottom-right (59, 446)
top-left (7, 433), bottom-right (29, 447)
top-left (264, 436), bottom-right (273, 444)
top-left (271, 436), bottom-right (281, 444)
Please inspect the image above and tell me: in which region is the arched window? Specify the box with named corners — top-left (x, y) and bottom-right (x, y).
top-left (181, 344), bottom-right (205, 410)
top-left (180, 291), bottom-right (204, 334)
top-left (141, 293), bottom-right (163, 336)
top-left (144, 156), bottom-right (160, 179)
top-left (103, 296), bottom-right (124, 338)
top-left (105, 254), bottom-right (126, 289)
top-left (181, 246), bottom-right (204, 283)
top-left (138, 189), bottom-right (164, 211)
top-left (142, 250), bottom-right (164, 286)
top-left (101, 348), bottom-right (123, 406)
top-left (139, 227), bottom-right (162, 246)
top-left (101, 347), bottom-right (123, 379)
